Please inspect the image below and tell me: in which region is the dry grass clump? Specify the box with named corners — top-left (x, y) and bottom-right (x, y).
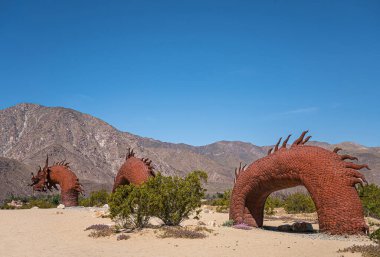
top-left (158, 226), bottom-right (207, 239)
top-left (85, 224), bottom-right (113, 238)
top-left (88, 229), bottom-right (113, 238)
top-left (117, 234), bottom-right (130, 241)
top-left (85, 224), bottom-right (110, 231)
top-left (338, 244), bottom-right (380, 257)
top-left (194, 226), bottom-right (214, 233)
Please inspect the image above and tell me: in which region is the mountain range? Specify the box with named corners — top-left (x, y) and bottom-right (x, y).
top-left (0, 103), bottom-right (378, 200)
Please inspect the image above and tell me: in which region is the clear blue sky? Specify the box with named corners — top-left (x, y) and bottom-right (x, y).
top-left (1, 1), bottom-right (379, 146)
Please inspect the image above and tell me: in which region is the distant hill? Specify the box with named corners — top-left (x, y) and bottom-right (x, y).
top-left (0, 157), bottom-right (34, 200)
top-left (0, 103), bottom-right (378, 200)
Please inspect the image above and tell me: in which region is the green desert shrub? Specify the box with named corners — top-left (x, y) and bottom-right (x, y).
top-left (222, 220), bottom-right (234, 227)
top-left (207, 189), bottom-right (231, 213)
top-left (264, 196), bottom-right (284, 215)
top-left (79, 190), bottom-right (109, 207)
top-left (108, 171), bottom-right (207, 228)
top-left (51, 194), bottom-right (61, 205)
top-left (283, 193), bottom-right (316, 214)
top-left (370, 228), bottom-right (380, 244)
top-left (25, 198), bottom-right (57, 209)
top-left (358, 184), bottom-right (380, 219)
top-left (211, 190), bottom-right (231, 206)
top-left (147, 171), bottom-right (207, 225)
top-left (108, 183), bottom-right (155, 230)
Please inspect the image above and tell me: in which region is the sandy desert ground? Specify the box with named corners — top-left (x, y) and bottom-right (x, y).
top-left (0, 206), bottom-right (374, 257)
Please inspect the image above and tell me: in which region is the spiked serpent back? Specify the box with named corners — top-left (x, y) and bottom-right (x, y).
top-left (230, 131), bottom-right (370, 235)
top-left (29, 156), bottom-right (84, 206)
top-left (112, 148), bottom-right (155, 192)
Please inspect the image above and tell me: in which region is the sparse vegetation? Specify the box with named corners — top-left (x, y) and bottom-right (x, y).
top-left (85, 224), bottom-right (111, 231)
top-left (145, 171), bottom-right (207, 226)
top-left (88, 228), bottom-right (113, 238)
top-left (206, 190), bottom-right (231, 213)
top-left (264, 196), bottom-right (284, 215)
top-left (358, 184), bottom-right (380, 219)
top-left (370, 228), bottom-right (380, 243)
top-left (216, 205), bottom-right (229, 213)
top-left (338, 244), bottom-right (380, 257)
top-left (263, 192), bottom-right (315, 214)
top-left (108, 171), bottom-right (207, 229)
top-left (108, 183), bottom-right (155, 230)
top-left (117, 234), bottom-right (130, 241)
top-left (207, 190), bottom-right (316, 215)
top-left (194, 226), bottom-right (214, 233)
top-left (0, 195), bottom-right (60, 209)
top-left (210, 190), bottom-right (231, 206)
top-left (85, 224), bottom-right (114, 238)
top-left (222, 220), bottom-right (234, 227)
top-left (25, 198), bottom-right (58, 209)
top-left (283, 193), bottom-right (316, 214)
top-left (79, 189), bottom-right (109, 207)
top-left (158, 226), bottom-right (207, 239)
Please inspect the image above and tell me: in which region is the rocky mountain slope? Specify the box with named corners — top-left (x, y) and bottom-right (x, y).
top-left (0, 157), bottom-right (34, 200)
top-left (0, 103), bottom-right (378, 200)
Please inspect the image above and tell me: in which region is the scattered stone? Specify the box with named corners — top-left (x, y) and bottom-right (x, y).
top-left (292, 222), bottom-right (313, 233)
top-left (7, 200), bottom-right (23, 208)
top-left (92, 210), bottom-right (110, 218)
top-left (208, 220), bottom-right (217, 227)
top-left (197, 221), bottom-right (206, 226)
top-left (31, 206), bottom-right (39, 209)
top-left (278, 224), bottom-right (292, 232)
top-left (278, 222), bottom-right (314, 233)
top-left (57, 204), bottom-right (65, 209)
top-left (93, 211), bottom-right (104, 218)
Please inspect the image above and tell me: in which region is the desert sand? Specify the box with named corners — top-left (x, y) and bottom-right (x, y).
top-left (0, 207), bottom-right (372, 257)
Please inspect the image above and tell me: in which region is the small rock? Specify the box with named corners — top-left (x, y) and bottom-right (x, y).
top-left (197, 221), bottom-right (206, 226)
top-left (203, 209), bottom-right (210, 213)
top-left (278, 222), bottom-right (313, 233)
top-left (103, 204), bottom-right (109, 209)
top-left (57, 204), bottom-right (65, 209)
top-left (93, 210), bottom-right (109, 218)
top-left (278, 224), bottom-right (292, 232)
top-left (291, 222), bottom-right (314, 233)
top-left (8, 200), bottom-right (23, 208)
top-left (31, 206), bottom-right (39, 209)
top-left (208, 220), bottom-right (217, 227)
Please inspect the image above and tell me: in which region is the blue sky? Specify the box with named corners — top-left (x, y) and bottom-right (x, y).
top-left (0, 1), bottom-right (379, 146)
